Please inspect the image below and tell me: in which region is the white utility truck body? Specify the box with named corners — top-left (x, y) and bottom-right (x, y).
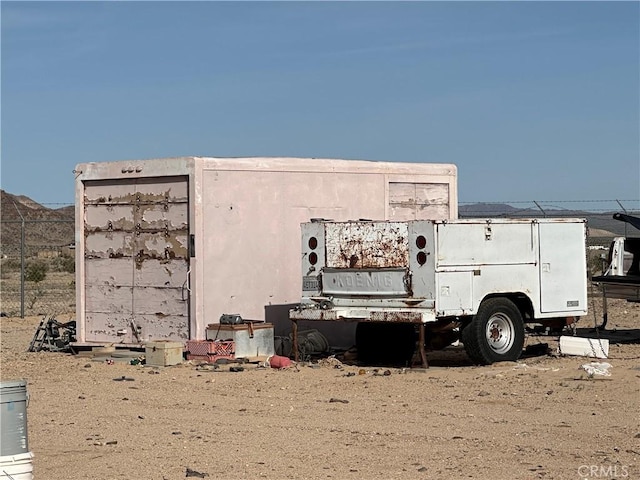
top-left (290, 218), bottom-right (588, 364)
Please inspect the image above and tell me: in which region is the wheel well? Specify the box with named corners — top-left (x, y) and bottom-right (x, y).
top-left (481, 293), bottom-right (534, 322)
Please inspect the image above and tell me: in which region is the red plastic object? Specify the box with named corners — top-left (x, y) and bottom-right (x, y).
top-left (269, 355), bottom-right (292, 369)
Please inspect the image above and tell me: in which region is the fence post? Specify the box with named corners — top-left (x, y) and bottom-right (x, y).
top-left (615, 200), bottom-right (628, 236)
top-left (13, 202), bottom-right (26, 318)
top-left (533, 200), bottom-right (547, 218)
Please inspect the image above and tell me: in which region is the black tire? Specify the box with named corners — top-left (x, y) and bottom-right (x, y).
top-left (461, 298), bottom-right (525, 365)
top-left (355, 322), bottom-right (417, 366)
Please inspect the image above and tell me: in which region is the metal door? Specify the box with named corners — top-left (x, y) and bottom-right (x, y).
top-left (539, 221), bottom-right (587, 313)
top-left (83, 176), bottom-right (189, 343)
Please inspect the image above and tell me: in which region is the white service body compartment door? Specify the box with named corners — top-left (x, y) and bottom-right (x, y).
top-left (436, 271), bottom-right (473, 315)
top-left (436, 221), bottom-right (536, 266)
top-left (538, 222), bottom-right (587, 313)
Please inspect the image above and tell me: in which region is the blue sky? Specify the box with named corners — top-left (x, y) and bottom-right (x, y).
top-left (1, 1), bottom-right (639, 207)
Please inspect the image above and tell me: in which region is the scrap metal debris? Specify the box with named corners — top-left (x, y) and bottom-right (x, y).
top-left (185, 467), bottom-right (209, 478)
top-left (28, 315), bottom-right (76, 352)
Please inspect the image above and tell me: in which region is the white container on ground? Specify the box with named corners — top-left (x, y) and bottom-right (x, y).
top-left (0, 452), bottom-right (34, 480)
top-left (0, 380), bottom-right (29, 456)
top-left (559, 336), bottom-right (609, 359)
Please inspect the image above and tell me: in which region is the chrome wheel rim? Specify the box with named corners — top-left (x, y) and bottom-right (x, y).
top-left (485, 313), bottom-right (515, 354)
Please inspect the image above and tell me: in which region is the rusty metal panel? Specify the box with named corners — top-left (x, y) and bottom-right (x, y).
top-left (85, 259), bottom-right (133, 286)
top-left (84, 176), bottom-right (188, 203)
top-left (133, 287), bottom-right (187, 316)
top-left (135, 314), bottom-right (189, 341)
top-left (85, 232), bottom-right (135, 259)
top-left (133, 260), bottom-right (188, 288)
top-left (139, 206), bottom-right (188, 231)
top-left (369, 311), bottom-right (425, 322)
top-left (85, 312), bottom-right (136, 343)
top-left (84, 179), bottom-right (138, 204)
top-left (86, 312), bottom-right (188, 343)
top-left (135, 176), bottom-right (188, 201)
top-left (85, 285), bottom-right (133, 313)
top-left (290, 307), bottom-right (431, 323)
top-left (136, 232), bottom-right (189, 260)
top-left (85, 204), bottom-right (135, 232)
top-left (324, 222), bottom-right (409, 268)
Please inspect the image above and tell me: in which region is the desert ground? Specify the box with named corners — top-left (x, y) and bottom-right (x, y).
top-left (1, 297), bottom-right (639, 480)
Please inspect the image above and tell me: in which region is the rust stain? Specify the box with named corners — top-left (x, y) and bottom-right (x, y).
top-left (328, 223), bottom-right (409, 268)
top-left (370, 311), bottom-right (422, 323)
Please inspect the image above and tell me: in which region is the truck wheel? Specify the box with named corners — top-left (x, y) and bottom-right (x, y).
top-left (461, 298), bottom-right (525, 365)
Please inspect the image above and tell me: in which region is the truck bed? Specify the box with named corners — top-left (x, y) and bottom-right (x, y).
top-left (592, 275), bottom-right (640, 302)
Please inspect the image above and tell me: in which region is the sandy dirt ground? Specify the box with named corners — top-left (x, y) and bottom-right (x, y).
top-left (1, 297), bottom-right (639, 480)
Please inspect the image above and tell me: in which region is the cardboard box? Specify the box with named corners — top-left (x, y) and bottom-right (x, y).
top-left (145, 341), bottom-right (183, 366)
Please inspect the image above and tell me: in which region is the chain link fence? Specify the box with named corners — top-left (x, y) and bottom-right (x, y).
top-left (1, 219), bottom-right (75, 317)
top-left (1, 199), bottom-right (639, 317)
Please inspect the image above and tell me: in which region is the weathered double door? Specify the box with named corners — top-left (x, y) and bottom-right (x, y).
top-left (83, 176), bottom-right (189, 343)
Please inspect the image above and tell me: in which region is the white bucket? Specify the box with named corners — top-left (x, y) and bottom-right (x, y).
top-left (0, 452), bottom-right (34, 480)
top-left (0, 380), bottom-right (29, 456)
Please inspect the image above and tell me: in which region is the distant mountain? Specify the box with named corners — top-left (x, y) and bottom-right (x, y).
top-left (459, 203), bottom-right (521, 216)
top-left (1, 190), bottom-right (75, 254)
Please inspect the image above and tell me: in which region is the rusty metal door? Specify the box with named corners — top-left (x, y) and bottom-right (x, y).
top-left (83, 176), bottom-right (189, 343)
